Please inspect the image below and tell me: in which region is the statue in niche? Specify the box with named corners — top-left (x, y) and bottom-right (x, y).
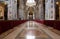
top-left (0, 7), bottom-right (3, 19)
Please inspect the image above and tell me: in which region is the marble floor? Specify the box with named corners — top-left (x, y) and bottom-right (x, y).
top-left (0, 21), bottom-right (60, 39)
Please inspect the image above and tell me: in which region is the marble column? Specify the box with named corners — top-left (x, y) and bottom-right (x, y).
top-left (8, 0), bottom-right (17, 20)
top-left (45, 0), bottom-right (55, 20)
top-left (19, 0), bottom-right (25, 20)
top-left (38, 0), bottom-right (44, 20)
top-left (34, 6), bottom-right (39, 20)
top-left (38, 4), bottom-right (44, 20)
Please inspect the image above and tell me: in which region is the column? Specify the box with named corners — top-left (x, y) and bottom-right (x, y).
top-left (34, 6), bottom-right (38, 20)
top-left (45, 0), bottom-right (55, 20)
top-left (38, 4), bottom-right (44, 20)
top-left (19, 0), bottom-right (25, 20)
top-left (38, 0), bottom-right (44, 20)
top-left (8, 0), bottom-right (17, 20)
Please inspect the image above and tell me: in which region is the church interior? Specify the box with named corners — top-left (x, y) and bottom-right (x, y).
top-left (0, 0), bottom-right (60, 39)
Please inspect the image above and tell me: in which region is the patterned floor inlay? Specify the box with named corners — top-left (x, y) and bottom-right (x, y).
top-left (2, 21), bottom-right (60, 39)
top-left (15, 29), bottom-right (52, 39)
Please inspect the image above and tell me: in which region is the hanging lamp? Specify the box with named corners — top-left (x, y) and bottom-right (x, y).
top-left (26, 0), bottom-right (36, 7)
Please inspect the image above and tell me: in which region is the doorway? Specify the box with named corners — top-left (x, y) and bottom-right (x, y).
top-left (27, 11), bottom-right (35, 20)
top-left (4, 5), bottom-right (8, 20)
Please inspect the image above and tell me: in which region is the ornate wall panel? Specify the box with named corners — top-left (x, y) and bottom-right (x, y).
top-left (8, 0), bottom-right (17, 20)
top-left (45, 0), bottom-right (55, 20)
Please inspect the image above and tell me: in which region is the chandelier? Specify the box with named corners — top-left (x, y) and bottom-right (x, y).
top-left (26, 0), bottom-right (36, 7)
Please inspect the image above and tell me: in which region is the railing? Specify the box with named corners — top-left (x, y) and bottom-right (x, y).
top-left (0, 20), bottom-right (27, 34)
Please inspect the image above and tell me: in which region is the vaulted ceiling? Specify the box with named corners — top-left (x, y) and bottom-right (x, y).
top-left (21, 0), bottom-right (44, 12)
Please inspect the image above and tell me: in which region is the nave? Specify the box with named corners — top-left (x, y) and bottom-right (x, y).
top-left (0, 21), bottom-right (60, 39)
